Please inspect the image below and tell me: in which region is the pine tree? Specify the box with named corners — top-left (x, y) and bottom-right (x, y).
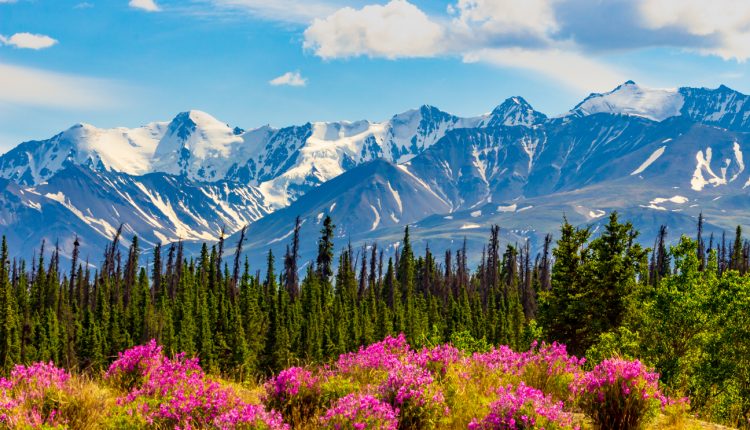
top-left (538, 218), bottom-right (592, 355)
top-left (317, 216), bottom-right (335, 282)
top-left (730, 225), bottom-right (743, 272)
top-left (0, 237), bottom-right (20, 371)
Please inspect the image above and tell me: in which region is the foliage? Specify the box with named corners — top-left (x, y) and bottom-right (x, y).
top-left (0, 337), bottom-right (690, 429)
top-left (0, 211), bottom-right (747, 427)
top-left (573, 358), bottom-right (667, 430)
top-left (468, 382), bottom-right (576, 429)
top-left (320, 394), bottom-right (399, 430)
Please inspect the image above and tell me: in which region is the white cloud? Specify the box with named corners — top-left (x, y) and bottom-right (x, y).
top-left (463, 47), bottom-right (625, 93)
top-left (0, 33), bottom-right (58, 50)
top-left (304, 0), bottom-right (445, 59)
top-left (0, 62), bottom-right (121, 109)
top-left (301, 0), bottom-right (626, 92)
top-left (638, 0), bottom-right (750, 61)
top-left (129, 0), bottom-right (160, 12)
top-left (0, 0), bottom-right (18, 3)
top-left (449, 0), bottom-right (559, 42)
top-left (269, 71), bottom-right (307, 87)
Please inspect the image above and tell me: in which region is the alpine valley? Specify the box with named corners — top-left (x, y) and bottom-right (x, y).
top-left (2, 81), bottom-right (749, 265)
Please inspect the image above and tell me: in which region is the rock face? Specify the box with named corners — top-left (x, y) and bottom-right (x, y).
top-left (1, 82), bottom-right (749, 264)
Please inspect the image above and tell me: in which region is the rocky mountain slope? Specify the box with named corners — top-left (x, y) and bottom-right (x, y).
top-left (1, 81), bottom-right (748, 264)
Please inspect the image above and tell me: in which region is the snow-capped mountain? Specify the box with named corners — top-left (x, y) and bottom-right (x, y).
top-left (480, 97), bottom-right (547, 128)
top-left (679, 85), bottom-right (750, 131)
top-left (569, 80), bottom-right (684, 121)
top-left (2, 81), bottom-right (750, 264)
top-left (567, 81), bottom-right (750, 131)
top-left (236, 105), bottom-right (483, 206)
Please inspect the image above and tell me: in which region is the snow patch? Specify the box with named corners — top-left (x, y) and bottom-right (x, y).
top-left (731, 141), bottom-right (744, 182)
top-left (387, 181), bottom-right (403, 214)
top-left (642, 195), bottom-right (688, 211)
top-left (570, 81), bottom-right (684, 121)
top-left (471, 210), bottom-right (482, 218)
top-left (267, 228), bottom-right (295, 245)
top-left (497, 204), bottom-right (517, 213)
top-left (631, 146), bottom-right (666, 175)
top-left (460, 223), bottom-right (482, 230)
top-left (589, 210), bottom-right (606, 218)
top-left (369, 204), bottom-right (380, 231)
top-left (692, 148), bottom-right (728, 191)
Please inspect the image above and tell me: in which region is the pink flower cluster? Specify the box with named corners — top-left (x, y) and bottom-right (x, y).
top-left (379, 363), bottom-right (439, 406)
top-left (472, 342), bottom-right (584, 378)
top-left (521, 342), bottom-right (585, 376)
top-left (410, 344), bottom-right (463, 377)
top-left (107, 341), bottom-right (288, 430)
top-left (378, 362), bottom-right (449, 428)
top-left (266, 367), bottom-right (319, 402)
top-left (320, 394), bottom-right (399, 430)
top-left (573, 358), bottom-right (666, 429)
top-left (106, 339), bottom-right (164, 390)
top-left (469, 382), bottom-right (577, 430)
top-left (471, 345), bottom-right (525, 374)
top-left (336, 334), bottom-right (410, 372)
top-left (331, 336), bottom-right (452, 428)
top-left (574, 358), bottom-right (664, 404)
top-left (214, 403), bottom-right (288, 430)
top-left (0, 362), bottom-right (71, 427)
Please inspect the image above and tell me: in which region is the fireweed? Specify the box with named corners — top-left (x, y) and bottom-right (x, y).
top-left (0, 337), bottom-right (688, 429)
top-left (378, 362), bottom-right (449, 430)
top-left (320, 393), bottom-right (399, 430)
top-left (573, 358), bottom-right (667, 429)
top-left (264, 366), bottom-right (324, 426)
top-left (0, 362), bottom-right (70, 428)
top-left (214, 403), bottom-right (289, 430)
top-left (336, 334), bottom-right (411, 373)
top-left (106, 341), bottom-right (285, 430)
top-left (518, 341), bottom-right (585, 402)
top-left (410, 344), bottom-right (463, 378)
top-left (469, 382), bottom-right (577, 430)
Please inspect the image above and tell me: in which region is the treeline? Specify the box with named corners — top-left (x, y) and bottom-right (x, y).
top-left (0, 213), bottom-right (748, 423)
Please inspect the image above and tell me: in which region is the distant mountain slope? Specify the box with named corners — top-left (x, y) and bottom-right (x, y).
top-left (1, 81), bottom-right (750, 263)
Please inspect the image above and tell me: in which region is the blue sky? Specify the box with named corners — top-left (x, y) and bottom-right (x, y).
top-left (1, 0), bottom-right (749, 152)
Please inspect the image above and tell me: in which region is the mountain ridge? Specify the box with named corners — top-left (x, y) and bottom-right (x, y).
top-left (1, 81), bottom-right (749, 263)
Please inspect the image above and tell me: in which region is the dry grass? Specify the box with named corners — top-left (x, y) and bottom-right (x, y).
top-left (55, 374), bottom-right (116, 430)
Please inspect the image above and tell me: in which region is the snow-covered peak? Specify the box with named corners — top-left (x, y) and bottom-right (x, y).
top-left (570, 81), bottom-right (684, 122)
top-left (483, 96), bottom-right (547, 127)
top-left (678, 85), bottom-right (750, 131)
top-left (150, 110), bottom-right (251, 181)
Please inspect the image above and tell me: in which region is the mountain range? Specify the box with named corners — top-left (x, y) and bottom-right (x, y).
top-left (1, 81), bottom-right (749, 266)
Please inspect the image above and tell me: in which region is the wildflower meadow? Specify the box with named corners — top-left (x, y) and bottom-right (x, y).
top-left (0, 334), bottom-right (697, 429)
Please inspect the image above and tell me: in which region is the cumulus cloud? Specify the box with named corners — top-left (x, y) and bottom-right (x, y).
top-left (300, 0), bottom-right (750, 91)
top-left (303, 0), bottom-right (566, 60)
top-left (269, 71), bottom-right (307, 87)
top-left (0, 62), bottom-right (121, 109)
top-left (301, 0), bottom-right (627, 91)
top-left (129, 0), bottom-right (160, 12)
top-left (0, 33), bottom-right (58, 50)
top-left (449, 0), bottom-right (559, 43)
top-left (637, 0), bottom-right (750, 61)
top-left (304, 0), bottom-right (445, 59)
